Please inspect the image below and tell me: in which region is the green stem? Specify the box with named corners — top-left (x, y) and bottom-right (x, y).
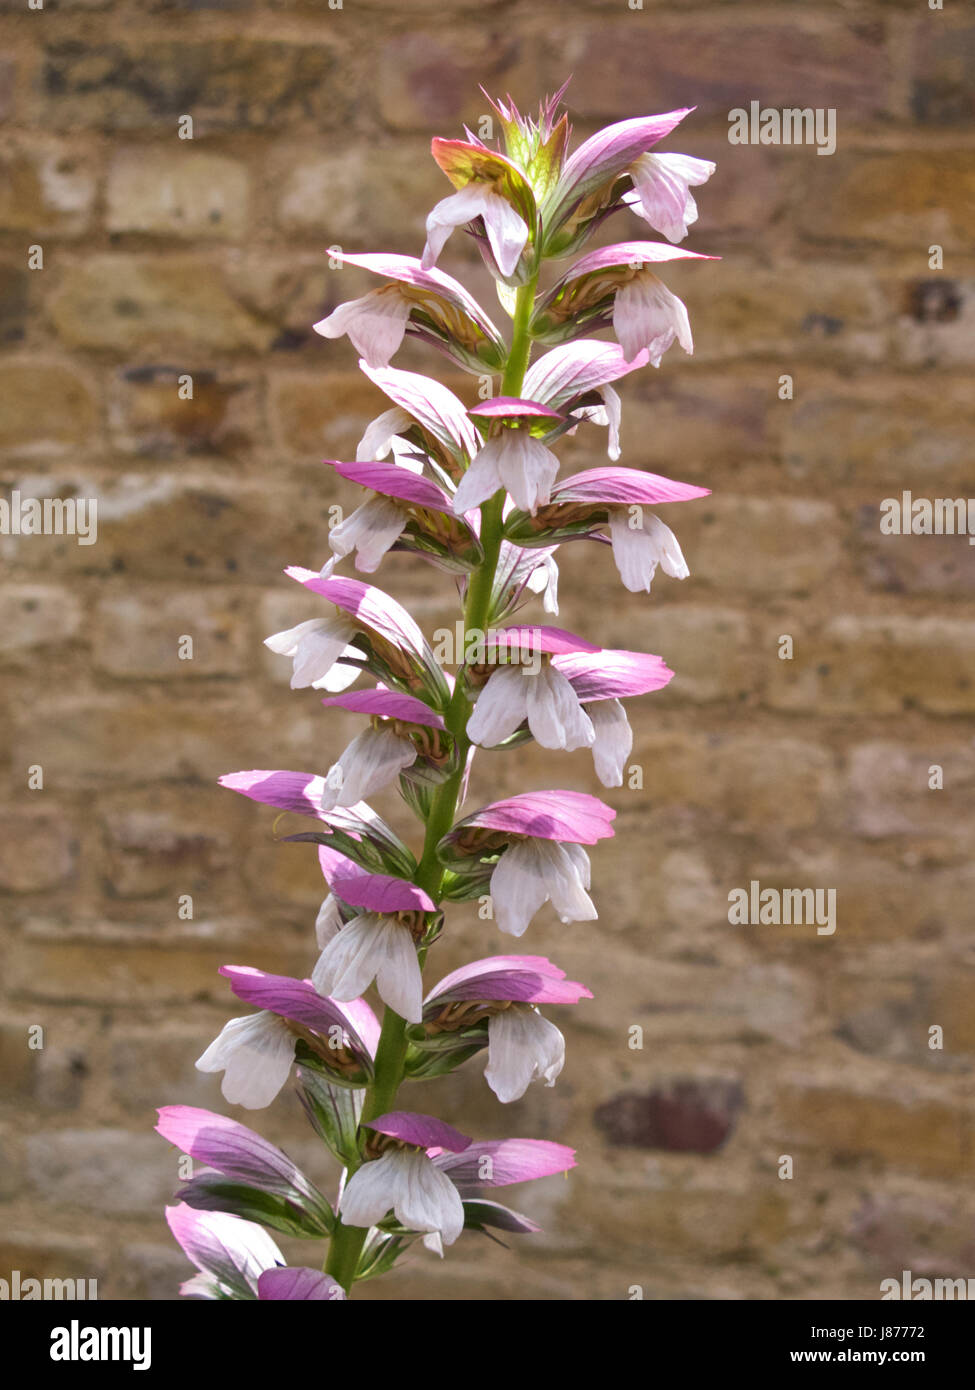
top-left (324, 275), bottom-right (540, 1293)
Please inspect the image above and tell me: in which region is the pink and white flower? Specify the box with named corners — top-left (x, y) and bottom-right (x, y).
top-left (624, 152), bottom-right (716, 243)
top-left (314, 252), bottom-right (505, 372)
top-left (424, 955), bottom-right (592, 1102)
top-left (311, 871), bottom-right (435, 1025)
top-left (318, 686), bottom-right (446, 810)
top-left (195, 966), bottom-right (379, 1108)
top-left (422, 183), bottom-right (529, 278)
top-left (442, 790), bottom-right (615, 937)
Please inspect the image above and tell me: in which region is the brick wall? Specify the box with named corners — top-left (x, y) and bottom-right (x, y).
top-left (1, 0), bottom-right (974, 1301)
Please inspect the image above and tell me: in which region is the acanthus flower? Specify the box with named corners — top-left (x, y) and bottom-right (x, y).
top-left (160, 80), bottom-right (715, 1301)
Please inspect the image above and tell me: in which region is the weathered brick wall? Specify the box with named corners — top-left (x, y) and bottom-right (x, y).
top-left (1, 0), bottom-right (974, 1300)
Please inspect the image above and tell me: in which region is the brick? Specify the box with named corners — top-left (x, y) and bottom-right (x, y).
top-left (849, 1192), bottom-right (975, 1280)
top-left (779, 377), bottom-right (975, 485)
top-left (4, 932), bottom-right (308, 1006)
top-left (93, 588), bottom-right (251, 678)
top-left (575, 1180), bottom-right (791, 1259)
top-left (11, 694), bottom-right (263, 785)
top-left (857, 510), bottom-right (975, 596)
top-left (26, 1128), bottom-right (175, 1215)
top-left (0, 471), bottom-right (333, 582)
top-left (270, 143), bottom-right (448, 246)
top-left (0, 1019), bottom-right (38, 1098)
top-left (766, 615), bottom-right (975, 715)
top-left (776, 1084), bottom-right (969, 1179)
top-left (0, 1234), bottom-right (103, 1286)
top-left (0, 263), bottom-right (29, 345)
top-left (109, 1028), bottom-right (227, 1114)
top-left (680, 496), bottom-right (844, 594)
top-left (548, 17), bottom-right (892, 121)
top-left (0, 139), bottom-right (96, 237)
top-left (798, 151), bottom-right (975, 249)
top-left (107, 365), bottom-right (258, 459)
top-left (269, 369), bottom-right (390, 459)
top-left (594, 606), bottom-right (756, 705)
top-left (376, 31), bottom-right (538, 132)
top-left (0, 810), bottom-right (78, 892)
top-left (676, 262), bottom-right (890, 365)
top-left (48, 257), bottom-right (273, 355)
top-left (910, 22), bottom-right (975, 123)
top-left (36, 38), bottom-right (351, 133)
top-left (0, 585), bottom-right (83, 655)
top-left (594, 1079), bottom-right (744, 1152)
top-left (99, 785), bottom-right (252, 899)
top-left (0, 362), bottom-right (97, 457)
top-left (106, 149), bottom-right (250, 240)
top-left (894, 278), bottom-right (975, 369)
top-left (845, 741), bottom-right (975, 843)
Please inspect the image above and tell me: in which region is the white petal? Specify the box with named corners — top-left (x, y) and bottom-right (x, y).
top-left (356, 407), bottom-right (413, 462)
top-left (608, 506), bottom-right (676, 593)
top-left (313, 913), bottom-right (422, 1023)
top-left (467, 666), bottom-right (529, 747)
top-left (543, 840), bottom-right (597, 924)
top-left (526, 552), bottom-right (560, 614)
top-left (452, 448), bottom-right (504, 515)
top-left (328, 494), bottom-right (407, 573)
top-left (422, 184), bottom-right (528, 278)
top-left (485, 1006), bottom-right (565, 1102)
top-left (646, 513), bottom-right (689, 579)
top-left (524, 664), bottom-right (594, 751)
top-left (494, 432), bottom-right (559, 515)
top-left (599, 384), bottom-right (622, 460)
top-left (263, 616), bottom-right (359, 690)
top-left (589, 698), bottom-right (633, 787)
top-left (340, 1149), bottom-right (464, 1245)
top-left (478, 190), bottom-right (530, 278)
top-left (314, 290), bottom-right (411, 369)
top-left (320, 726), bottom-right (417, 811)
top-left (613, 273), bottom-right (693, 366)
top-left (374, 921), bottom-right (425, 1023)
top-left (195, 1013), bottom-right (295, 1110)
top-left (628, 152), bottom-right (715, 244)
top-left (315, 893), bottom-right (343, 948)
top-left (490, 839), bottom-right (559, 938)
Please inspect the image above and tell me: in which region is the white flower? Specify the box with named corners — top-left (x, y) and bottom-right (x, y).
top-left (264, 616), bottom-right (361, 691)
top-left (339, 1147), bottom-right (464, 1248)
top-left (467, 663), bottom-right (594, 752)
top-left (453, 431), bottom-right (559, 517)
top-left (312, 913), bottom-right (423, 1023)
top-left (570, 384), bottom-right (622, 461)
top-left (320, 725), bottom-right (418, 811)
top-left (421, 183), bottom-right (529, 278)
top-left (608, 506), bottom-right (689, 593)
top-left (356, 407), bottom-right (414, 462)
top-left (195, 1013), bottom-right (296, 1109)
top-left (613, 272), bottom-right (693, 366)
top-left (315, 893), bottom-right (344, 948)
top-left (490, 838), bottom-right (597, 937)
top-left (327, 494), bottom-right (408, 573)
top-left (313, 288), bottom-right (411, 369)
top-left (625, 152), bottom-right (716, 243)
top-left (588, 698), bottom-right (633, 788)
top-left (526, 551), bottom-right (560, 614)
top-left (484, 1006), bottom-right (565, 1103)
